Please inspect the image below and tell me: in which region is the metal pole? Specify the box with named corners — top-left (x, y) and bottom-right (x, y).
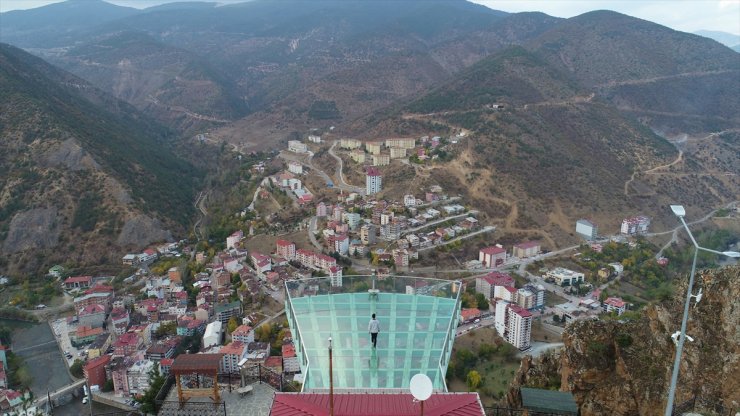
top-left (664, 239), bottom-right (698, 416)
top-left (329, 337), bottom-right (334, 416)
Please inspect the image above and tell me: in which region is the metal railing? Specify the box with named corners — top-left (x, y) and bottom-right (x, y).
top-left (157, 401), bottom-right (226, 416)
top-left (484, 408), bottom-right (577, 416)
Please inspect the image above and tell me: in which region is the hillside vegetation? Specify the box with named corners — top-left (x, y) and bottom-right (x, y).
top-left (0, 43), bottom-right (200, 275)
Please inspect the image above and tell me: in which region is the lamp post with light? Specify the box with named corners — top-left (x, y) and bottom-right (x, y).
top-left (664, 205), bottom-right (740, 416)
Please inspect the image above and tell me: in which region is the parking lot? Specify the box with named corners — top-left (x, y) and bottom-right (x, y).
top-left (52, 318), bottom-right (87, 366)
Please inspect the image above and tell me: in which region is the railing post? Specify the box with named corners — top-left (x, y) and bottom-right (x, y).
top-left (259, 363), bottom-right (262, 383)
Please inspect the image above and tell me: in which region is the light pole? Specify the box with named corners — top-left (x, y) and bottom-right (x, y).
top-left (664, 205), bottom-right (740, 416)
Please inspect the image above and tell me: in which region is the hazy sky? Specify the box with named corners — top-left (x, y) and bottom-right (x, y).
top-left (1, 0), bottom-right (739, 35)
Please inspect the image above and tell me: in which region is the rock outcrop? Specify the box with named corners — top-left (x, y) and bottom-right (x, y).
top-left (2, 208), bottom-right (60, 254)
top-left (117, 215), bottom-right (172, 247)
top-left (507, 265), bottom-right (740, 416)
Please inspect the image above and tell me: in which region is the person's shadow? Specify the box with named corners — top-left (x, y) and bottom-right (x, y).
top-left (368, 346), bottom-right (378, 372)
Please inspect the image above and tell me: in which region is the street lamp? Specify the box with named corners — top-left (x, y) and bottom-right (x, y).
top-left (664, 205), bottom-right (740, 416)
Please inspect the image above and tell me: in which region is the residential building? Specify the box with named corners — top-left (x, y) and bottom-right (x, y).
top-left (109, 358), bottom-right (130, 397)
top-left (339, 138), bottom-right (361, 149)
top-left (366, 167), bottom-right (382, 195)
top-left (334, 234), bottom-right (349, 255)
top-left (159, 358), bottom-right (173, 376)
top-left (316, 202), bottom-right (328, 217)
top-left (523, 284), bottom-right (545, 309)
top-left (227, 230), bottom-right (244, 250)
top-left (603, 297), bottom-right (627, 315)
top-left (214, 301), bottom-right (242, 324)
top-left (512, 241), bottom-right (541, 259)
top-left (372, 154), bottom-right (390, 166)
top-left (385, 137), bottom-right (415, 149)
top-left (308, 135), bottom-right (322, 143)
top-left (506, 305), bottom-right (533, 350)
top-left (113, 333), bottom-right (142, 357)
top-left (288, 161), bottom-right (303, 175)
top-left (74, 292), bottom-right (113, 311)
top-left (380, 223), bottom-right (401, 241)
top-left (127, 360), bottom-right (156, 396)
top-left (48, 265), bottom-right (65, 278)
top-left (546, 268), bottom-right (585, 286)
top-left (276, 240), bottom-right (296, 260)
top-left (83, 355), bottom-right (111, 389)
top-left (515, 288), bottom-right (536, 310)
top-left (403, 194), bottom-right (417, 207)
top-left (389, 147), bottom-right (406, 159)
top-left (281, 343), bottom-right (300, 373)
top-left (78, 304), bottom-right (106, 328)
top-left (479, 246), bottom-right (506, 267)
top-left (203, 321), bottom-right (223, 349)
top-left (621, 216), bottom-right (650, 235)
top-left (220, 341), bottom-right (248, 374)
top-left (460, 308), bottom-right (481, 324)
top-left (329, 266), bottom-right (343, 287)
top-left (475, 272), bottom-right (514, 299)
top-left (365, 141), bottom-right (382, 155)
top-left (232, 325), bottom-right (254, 344)
top-left (360, 224), bottom-right (376, 245)
top-left (64, 275), bottom-right (93, 290)
top-left (495, 286), bottom-right (517, 302)
top-left (350, 149), bottom-right (366, 163)
top-left (70, 325), bottom-right (104, 346)
top-left (576, 219), bottom-right (598, 240)
top-left (264, 356), bottom-right (283, 374)
top-left (146, 339), bottom-right (178, 362)
top-left (342, 212), bottom-right (361, 230)
top-left (288, 140), bottom-right (308, 153)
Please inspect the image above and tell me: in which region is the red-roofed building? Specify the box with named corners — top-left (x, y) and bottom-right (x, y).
top-left (64, 275), bottom-right (92, 290)
top-left (269, 392), bottom-right (485, 416)
top-left (460, 308), bottom-right (481, 324)
top-left (79, 303), bottom-right (106, 328)
top-left (232, 325), bottom-right (254, 344)
top-left (366, 167), bottom-right (382, 195)
top-left (475, 272), bottom-right (515, 299)
top-left (276, 240), bottom-right (296, 260)
top-left (479, 246), bottom-right (506, 267)
top-left (603, 297), bottom-right (627, 315)
top-left (506, 304), bottom-right (532, 350)
top-left (159, 358), bottom-right (174, 376)
top-left (328, 266), bottom-right (342, 287)
top-left (512, 241), bottom-right (541, 258)
top-left (220, 341), bottom-right (247, 374)
top-left (281, 343), bottom-right (300, 373)
top-left (83, 355), bottom-right (111, 389)
top-left (113, 332), bottom-right (142, 357)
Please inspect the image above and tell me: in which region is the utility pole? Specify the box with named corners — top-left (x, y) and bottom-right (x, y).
top-left (329, 337), bottom-right (334, 416)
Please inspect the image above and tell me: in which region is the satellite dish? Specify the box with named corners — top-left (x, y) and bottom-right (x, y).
top-left (410, 374), bottom-right (433, 401)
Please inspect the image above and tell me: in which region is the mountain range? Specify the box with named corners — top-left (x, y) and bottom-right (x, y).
top-left (0, 0), bottom-right (738, 274)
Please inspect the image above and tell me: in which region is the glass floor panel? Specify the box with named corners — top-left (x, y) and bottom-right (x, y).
top-left (289, 292), bottom-right (458, 391)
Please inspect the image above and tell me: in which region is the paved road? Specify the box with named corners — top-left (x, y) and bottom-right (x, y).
top-left (402, 211), bottom-right (478, 236)
top-left (308, 216), bottom-right (322, 250)
top-left (416, 226), bottom-right (495, 252)
top-left (328, 141), bottom-right (365, 194)
top-left (652, 200), bottom-right (738, 258)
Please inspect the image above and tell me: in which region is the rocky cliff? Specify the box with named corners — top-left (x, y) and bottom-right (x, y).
top-left (507, 265), bottom-right (740, 416)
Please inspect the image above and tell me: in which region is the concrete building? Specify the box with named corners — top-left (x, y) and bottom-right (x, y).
top-left (329, 266), bottom-right (343, 287)
top-left (339, 138), bottom-right (361, 149)
top-left (83, 355), bottom-right (110, 389)
top-left (288, 140), bottom-right (308, 153)
top-left (308, 135), bottom-right (322, 143)
top-left (602, 297), bottom-right (627, 315)
top-left (281, 343), bottom-right (300, 373)
top-left (78, 304), bottom-right (106, 328)
top-left (365, 142), bottom-right (382, 155)
top-left (512, 241), bottom-right (541, 259)
top-left (360, 224), bottom-right (376, 245)
top-left (546, 268), bottom-right (585, 286)
top-left (288, 161), bottom-right (303, 175)
top-left (214, 301), bottom-right (242, 324)
top-left (385, 138), bottom-right (415, 149)
top-left (226, 230), bottom-right (244, 250)
top-left (475, 272), bottom-right (514, 299)
top-left (479, 246), bottom-right (506, 268)
top-left (495, 301), bottom-right (532, 350)
top-left (389, 147), bottom-right (406, 159)
top-left (366, 167), bottom-right (382, 195)
top-left (523, 284), bottom-right (545, 309)
top-left (334, 234), bottom-right (349, 255)
top-left (231, 325), bottom-right (254, 344)
top-left (203, 321), bottom-right (223, 349)
top-left (515, 288), bottom-right (536, 310)
top-left (403, 194), bottom-right (417, 207)
top-left (621, 216), bottom-right (650, 235)
top-left (127, 360), bottom-right (156, 396)
top-left (220, 341), bottom-right (247, 374)
top-left (576, 219), bottom-right (598, 240)
top-left (372, 154), bottom-right (390, 166)
top-left (276, 240), bottom-right (296, 260)
top-left (350, 149), bottom-right (366, 163)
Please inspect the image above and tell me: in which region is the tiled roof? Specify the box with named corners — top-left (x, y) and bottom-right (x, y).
top-left (270, 392), bottom-right (484, 416)
top-left (480, 246), bottom-right (505, 255)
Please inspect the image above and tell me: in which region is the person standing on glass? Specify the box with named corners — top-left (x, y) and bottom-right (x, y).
top-left (368, 313), bottom-right (380, 348)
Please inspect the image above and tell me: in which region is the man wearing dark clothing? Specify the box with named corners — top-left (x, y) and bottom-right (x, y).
top-left (368, 313), bottom-right (380, 348)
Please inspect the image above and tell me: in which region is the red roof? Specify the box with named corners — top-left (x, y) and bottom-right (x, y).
top-left (143, 248), bottom-right (157, 256)
top-left (160, 358), bottom-right (174, 367)
top-left (604, 297), bottom-right (626, 308)
top-left (508, 304), bottom-right (532, 318)
top-left (270, 392), bottom-right (484, 416)
top-left (221, 341), bottom-right (246, 356)
top-left (282, 344), bottom-right (296, 358)
top-left (264, 356), bottom-right (282, 368)
top-left (461, 308), bottom-right (481, 321)
top-left (84, 355), bottom-right (111, 371)
top-left (480, 272), bottom-right (514, 287)
top-left (480, 246), bottom-right (505, 255)
top-left (65, 275), bottom-right (92, 284)
top-left (366, 167), bottom-right (381, 177)
top-left (277, 240), bottom-right (294, 247)
top-left (80, 304), bottom-right (105, 315)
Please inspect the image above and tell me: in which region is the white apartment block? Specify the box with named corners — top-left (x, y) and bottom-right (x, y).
top-left (372, 154), bottom-right (390, 166)
top-left (308, 135), bottom-right (322, 143)
top-left (288, 140), bottom-right (308, 153)
top-left (385, 137), bottom-right (416, 149)
top-left (339, 138), bottom-right (361, 149)
top-left (366, 168), bottom-right (382, 195)
top-left (366, 142), bottom-right (383, 155)
top-left (288, 161), bottom-right (303, 175)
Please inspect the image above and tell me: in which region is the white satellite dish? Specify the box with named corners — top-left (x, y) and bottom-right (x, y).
top-left (410, 374), bottom-right (433, 401)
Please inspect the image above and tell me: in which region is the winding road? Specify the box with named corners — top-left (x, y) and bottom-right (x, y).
top-left (328, 141), bottom-right (365, 194)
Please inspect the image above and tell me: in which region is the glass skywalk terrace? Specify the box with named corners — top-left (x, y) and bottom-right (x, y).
top-left (285, 275), bottom-right (461, 392)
